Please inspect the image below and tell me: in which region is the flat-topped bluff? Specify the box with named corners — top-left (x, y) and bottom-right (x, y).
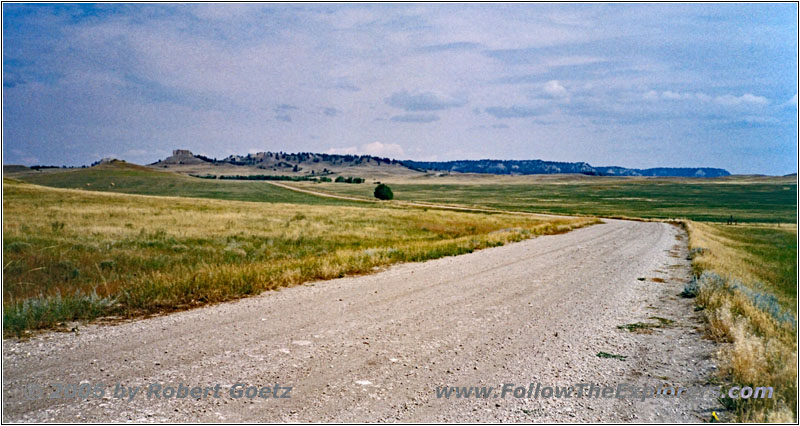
top-left (149, 149), bottom-right (730, 178)
top-left (149, 149), bottom-right (419, 179)
top-left (3, 149), bottom-right (730, 178)
top-left (403, 159), bottom-right (731, 178)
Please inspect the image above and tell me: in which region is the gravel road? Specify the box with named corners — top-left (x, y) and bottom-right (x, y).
top-left (3, 219), bottom-right (719, 422)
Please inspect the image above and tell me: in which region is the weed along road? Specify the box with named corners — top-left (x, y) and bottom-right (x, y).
top-left (3, 220), bottom-right (718, 422)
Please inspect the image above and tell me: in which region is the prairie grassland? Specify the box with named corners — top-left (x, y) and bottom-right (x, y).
top-left (16, 164), bottom-right (795, 223)
top-left (688, 222), bottom-right (796, 305)
top-left (686, 221), bottom-right (797, 422)
top-left (290, 176), bottom-right (796, 223)
top-left (2, 179), bottom-right (596, 336)
top-left (14, 162), bottom-right (367, 207)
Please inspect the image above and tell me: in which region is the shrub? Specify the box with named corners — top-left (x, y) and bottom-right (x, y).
top-left (374, 183), bottom-right (393, 200)
top-left (334, 176), bottom-right (363, 184)
top-left (687, 247), bottom-right (706, 260)
top-left (680, 276), bottom-right (699, 298)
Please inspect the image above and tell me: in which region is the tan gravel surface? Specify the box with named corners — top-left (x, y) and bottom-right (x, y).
top-left (2, 219), bottom-right (719, 422)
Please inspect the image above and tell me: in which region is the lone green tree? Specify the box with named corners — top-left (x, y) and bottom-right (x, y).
top-left (374, 183), bottom-right (393, 200)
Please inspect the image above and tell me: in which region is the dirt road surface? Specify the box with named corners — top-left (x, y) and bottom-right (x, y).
top-left (3, 220), bottom-right (719, 422)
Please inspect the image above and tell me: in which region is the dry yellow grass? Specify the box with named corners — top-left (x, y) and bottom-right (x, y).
top-left (688, 221), bottom-right (796, 304)
top-left (686, 221), bottom-right (797, 422)
top-left (3, 179), bottom-right (597, 335)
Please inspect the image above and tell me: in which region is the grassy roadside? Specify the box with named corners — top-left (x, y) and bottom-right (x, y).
top-left (684, 221), bottom-right (797, 422)
top-left (2, 179), bottom-right (597, 336)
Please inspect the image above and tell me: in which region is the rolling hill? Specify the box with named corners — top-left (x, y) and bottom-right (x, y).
top-left (150, 150), bottom-right (421, 179)
top-left (6, 150), bottom-right (733, 179)
top-left (403, 159), bottom-right (731, 177)
top-left (151, 150), bottom-right (731, 178)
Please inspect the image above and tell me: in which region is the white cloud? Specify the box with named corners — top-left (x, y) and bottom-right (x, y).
top-left (362, 141), bottom-right (406, 157)
top-left (715, 93), bottom-right (768, 106)
top-left (661, 91), bottom-right (693, 101)
top-left (644, 90), bottom-right (768, 106)
top-left (326, 142), bottom-right (405, 158)
top-left (780, 94), bottom-right (797, 108)
top-left (542, 80), bottom-right (568, 98)
top-left (643, 90), bottom-right (659, 101)
top-left (325, 146), bottom-right (359, 155)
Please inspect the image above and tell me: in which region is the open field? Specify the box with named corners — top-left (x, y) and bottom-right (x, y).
top-left (13, 165), bottom-right (795, 223)
top-left (2, 178), bottom-right (595, 335)
top-left (688, 222), bottom-right (796, 306)
top-left (685, 222), bottom-right (797, 422)
top-left (9, 162), bottom-right (367, 207)
top-left (288, 176), bottom-right (796, 223)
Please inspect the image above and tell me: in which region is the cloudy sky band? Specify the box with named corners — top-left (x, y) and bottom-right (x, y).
top-left (2, 3), bottom-right (797, 174)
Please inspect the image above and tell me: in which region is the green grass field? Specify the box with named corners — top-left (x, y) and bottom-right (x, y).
top-left (293, 178), bottom-right (796, 223)
top-left (16, 165), bottom-right (796, 223)
top-left (713, 225), bottom-right (796, 303)
top-left (16, 162), bottom-right (367, 207)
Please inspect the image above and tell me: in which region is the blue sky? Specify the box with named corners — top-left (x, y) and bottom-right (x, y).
top-left (2, 3), bottom-right (797, 174)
